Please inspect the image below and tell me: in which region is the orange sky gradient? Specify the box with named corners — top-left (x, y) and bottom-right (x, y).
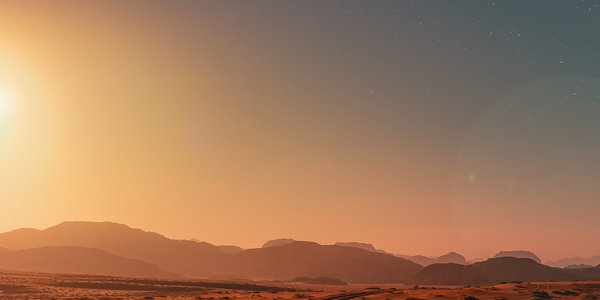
top-left (1, 1), bottom-right (598, 262)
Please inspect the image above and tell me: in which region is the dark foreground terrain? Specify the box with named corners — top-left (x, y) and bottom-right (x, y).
top-left (1, 270), bottom-right (600, 300)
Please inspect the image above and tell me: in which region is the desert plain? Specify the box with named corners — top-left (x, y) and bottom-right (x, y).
top-left (1, 270), bottom-right (599, 300)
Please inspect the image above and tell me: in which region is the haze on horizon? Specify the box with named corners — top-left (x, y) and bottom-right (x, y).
top-left (0, 1), bottom-right (598, 262)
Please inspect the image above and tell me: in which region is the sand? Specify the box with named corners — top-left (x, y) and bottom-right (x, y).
top-left (1, 270), bottom-right (599, 299)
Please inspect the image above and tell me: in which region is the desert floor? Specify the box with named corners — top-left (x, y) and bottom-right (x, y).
top-left (1, 270), bottom-right (599, 300)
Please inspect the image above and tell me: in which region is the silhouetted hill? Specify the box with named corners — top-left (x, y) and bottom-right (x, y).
top-left (437, 252), bottom-right (467, 264)
top-left (334, 242), bottom-right (392, 255)
top-left (410, 262), bottom-right (468, 285)
top-left (217, 245), bottom-right (244, 254)
top-left (398, 252), bottom-right (467, 266)
top-left (0, 246), bottom-right (177, 278)
top-left (0, 247), bottom-right (10, 252)
top-left (225, 241), bottom-right (421, 283)
top-left (261, 239), bottom-right (296, 248)
top-left (411, 257), bottom-right (600, 285)
top-left (397, 254), bottom-right (437, 266)
top-left (494, 250), bottom-right (541, 263)
top-left (0, 221), bottom-right (224, 276)
top-left (335, 242), bottom-right (377, 252)
top-left (565, 264), bottom-right (600, 280)
top-left (547, 256), bottom-right (600, 268)
top-left (0, 222), bottom-right (423, 283)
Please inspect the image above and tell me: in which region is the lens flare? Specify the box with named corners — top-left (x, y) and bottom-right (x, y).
top-left (0, 87), bottom-right (11, 120)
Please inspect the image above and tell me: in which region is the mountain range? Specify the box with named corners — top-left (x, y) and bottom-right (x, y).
top-left (411, 257), bottom-right (600, 285)
top-left (0, 222), bottom-right (420, 283)
top-left (332, 241), bottom-right (468, 266)
top-left (1, 221), bottom-right (598, 285)
top-left (547, 255), bottom-right (600, 268)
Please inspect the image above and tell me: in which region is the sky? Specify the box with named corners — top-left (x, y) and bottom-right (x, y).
top-left (0, 1), bottom-right (598, 262)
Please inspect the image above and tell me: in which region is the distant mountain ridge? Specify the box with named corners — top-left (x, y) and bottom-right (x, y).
top-left (397, 252), bottom-right (467, 266)
top-left (411, 257), bottom-right (600, 285)
top-left (334, 242), bottom-right (394, 255)
top-left (332, 242), bottom-right (467, 266)
top-left (335, 242), bottom-right (378, 252)
top-left (225, 241), bottom-right (421, 283)
top-left (493, 250), bottom-right (541, 263)
top-left (0, 222), bottom-right (421, 283)
top-left (0, 221), bottom-right (225, 277)
top-left (1, 221), bottom-right (597, 284)
top-left (0, 246), bottom-right (177, 278)
top-left (547, 255), bottom-right (600, 268)
top-left (261, 238), bottom-right (297, 248)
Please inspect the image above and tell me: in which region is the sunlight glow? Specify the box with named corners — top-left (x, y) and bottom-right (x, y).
top-left (0, 87), bottom-right (11, 121)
